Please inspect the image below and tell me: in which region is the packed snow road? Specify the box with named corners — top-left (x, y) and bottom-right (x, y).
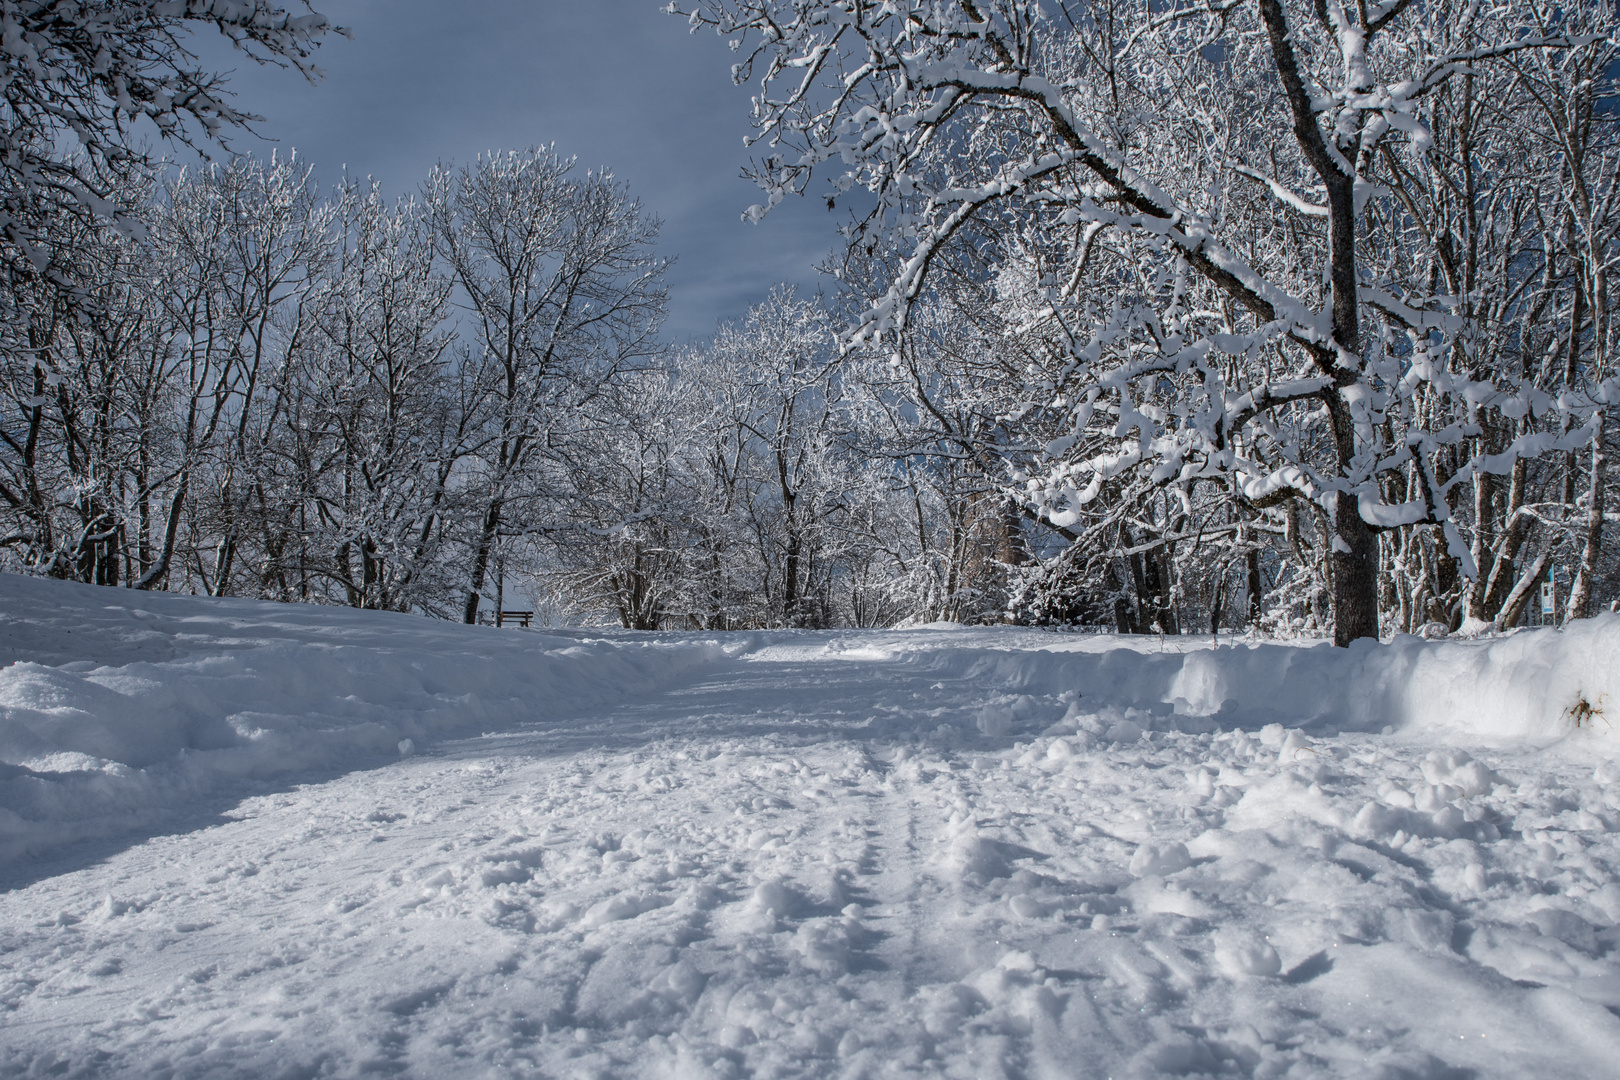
top-left (3, 581), bottom-right (1620, 1078)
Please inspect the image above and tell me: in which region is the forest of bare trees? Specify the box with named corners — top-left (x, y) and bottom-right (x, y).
top-left (2, 0), bottom-right (1617, 641)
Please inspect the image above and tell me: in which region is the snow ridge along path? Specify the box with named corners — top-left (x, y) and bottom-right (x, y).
top-left (3, 578), bottom-right (1620, 1078)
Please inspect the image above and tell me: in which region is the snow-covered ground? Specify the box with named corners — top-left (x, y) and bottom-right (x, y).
top-left (3, 576), bottom-right (1620, 1078)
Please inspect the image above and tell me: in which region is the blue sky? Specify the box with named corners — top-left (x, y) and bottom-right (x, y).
top-left (190, 0), bottom-right (838, 342)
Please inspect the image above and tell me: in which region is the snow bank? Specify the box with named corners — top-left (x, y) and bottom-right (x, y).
top-left (5, 569), bottom-right (1615, 870)
top-left (5, 588), bottom-right (1620, 1076)
top-left (0, 574), bottom-right (737, 865)
top-left (821, 616), bottom-right (1620, 745)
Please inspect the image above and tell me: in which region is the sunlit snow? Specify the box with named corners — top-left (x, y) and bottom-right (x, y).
top-left (3, 575), bottom-right (1620, 1077)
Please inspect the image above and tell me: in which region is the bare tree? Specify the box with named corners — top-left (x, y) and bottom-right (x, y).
top-left (425, 149), bottom-right (668, 624)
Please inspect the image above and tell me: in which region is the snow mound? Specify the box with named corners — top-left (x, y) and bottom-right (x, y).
top-left (0, 575), bottom-right (736, 865)
top-left (870, 617), bottom-right (1620, 745)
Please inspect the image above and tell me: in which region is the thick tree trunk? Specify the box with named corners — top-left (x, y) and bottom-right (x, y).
top-left (783, 531), bottom-right (801, 622)
top-left (1260, 0), bottom-right (1381, 646)
top-left (211, 532), bottom-right (237, 597)
top-left (1149, 546), bottom-right (1179, 636)
top-left (1476, 454), bottom-right (1530, 620)
top-left (336, 540), bottom-right (361, 608)
top-left (1464, 466), bottom-right (1495, 623)
top-left (998, 499), bottom-right (1029, 566)
top-left (1320, 175), bottom-right (1381, 646)
top-left (1331, 489), bottom-right (1381, 645)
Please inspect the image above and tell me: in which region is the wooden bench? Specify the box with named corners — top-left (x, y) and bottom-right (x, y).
top-left (496, 610), bottom-right (534, 628)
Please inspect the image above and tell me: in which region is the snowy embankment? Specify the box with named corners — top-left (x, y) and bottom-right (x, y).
top-left (893, 614), bottom-right (1620, 743)
top-left (0, 574), bottom-right (737, 864)
top-left (4, 572), bottom-right (1617, 869)
top-left (5, 578), bottom-right (1620, 1078)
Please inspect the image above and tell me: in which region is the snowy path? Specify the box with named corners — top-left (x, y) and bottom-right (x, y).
top-left (5, 630), bottom-right (1620, 1079)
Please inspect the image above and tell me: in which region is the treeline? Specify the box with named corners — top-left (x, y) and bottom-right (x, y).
top-left (4, 131), bottom-right (1618, 636)
top-left (7, 0), bottom-right (1620, 640)
top-left (2, 152), bottom-right (646, 621)
top-left (0, 153), bottom-right (1016, 627)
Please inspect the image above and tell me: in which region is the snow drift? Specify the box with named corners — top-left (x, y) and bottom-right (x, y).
top-left (876, 616), bottom-right (1620, 745)
top-left (3, 572), bottom-right (1616, 869)
top-left (0, 574), bottom-right (736, 864)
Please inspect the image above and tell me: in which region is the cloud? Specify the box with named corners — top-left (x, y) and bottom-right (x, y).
top-left (185, 0), bottom-right (838, 341)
